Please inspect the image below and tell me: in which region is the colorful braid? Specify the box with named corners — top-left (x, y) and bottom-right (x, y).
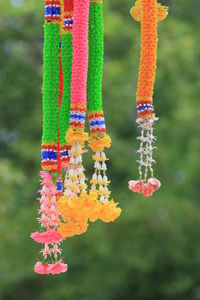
top-left (128, 0), bottom-right (168, 197)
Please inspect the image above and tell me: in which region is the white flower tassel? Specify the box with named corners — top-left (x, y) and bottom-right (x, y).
top-left (90, 151), bottom-right (111, 203)
top-left (64, 141), bottom-right (87, 199)
top-left (128, 118), bottom-right (161, 197)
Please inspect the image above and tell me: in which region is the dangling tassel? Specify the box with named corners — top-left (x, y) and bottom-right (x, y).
top-left (91, 150), bottom-right (110, 203)
top-left (129, 117), bottom-right (161, 196)
top-left (88, 134), bottom-right (121, 223)
top-left (31, 172), bottom-right (67, 275)
top-left (87, 0), bottom-right (121, 223)
top-left (128, 0), bottom-right (168, 197)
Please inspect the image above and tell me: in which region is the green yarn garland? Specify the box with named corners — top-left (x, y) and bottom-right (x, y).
top-left (42, 22), bottom-right (60, 144)
top-left (87, 2), bottom-right (104, 113)
top-left (60, 33), bottom-right (73, 146)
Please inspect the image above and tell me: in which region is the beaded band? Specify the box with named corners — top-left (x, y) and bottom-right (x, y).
top-left (45, 0), bottom-right (61, 22)
top-left (88, 112), bottom-right (106, 134)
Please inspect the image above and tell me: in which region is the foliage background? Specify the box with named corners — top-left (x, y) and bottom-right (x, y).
top-left (1, 0), bottom-right (200, 299)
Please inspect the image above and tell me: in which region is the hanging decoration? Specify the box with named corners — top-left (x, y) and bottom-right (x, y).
top-left (31, 0), bottom-right (121, 275)
top-left (58, 0), bottom-right (121, 238)
top-left (87, 0), bottom-right (121, 221)
top-left (57, 0), bottom-right (93, 238)
top-left (128, 0), bottom-right (168, 197)
top-left (31, 0), bottom-right (67, 275)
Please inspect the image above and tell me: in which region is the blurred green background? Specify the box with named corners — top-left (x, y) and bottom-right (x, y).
top-left (1, 0), bottom-right (200, 299)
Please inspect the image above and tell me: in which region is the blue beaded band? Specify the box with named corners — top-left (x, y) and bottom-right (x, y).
top-left (41, 149), bottom-right (57, 162)
top-left (56, 181), bottom-right (63, 191)
top-left (45, 5), bottom-right (61, 18)
top-left (137, 104), bottom-right (154, 112)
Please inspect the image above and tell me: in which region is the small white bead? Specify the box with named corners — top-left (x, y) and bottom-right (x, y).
top-left (102, 163), bottom-right (107, 171)
top-left (92, 173), bottom-right (97, 180)
top-left (98, 175), bottom-right (102, 181)
top-left (103, 176), bottom-right (108, 182)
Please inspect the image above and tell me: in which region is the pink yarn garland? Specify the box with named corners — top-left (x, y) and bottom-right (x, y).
top-left (70, 0), bottom-right (89, 107)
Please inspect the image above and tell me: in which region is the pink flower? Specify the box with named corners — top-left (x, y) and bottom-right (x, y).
top-left (128, 180), bottom-right (144, 193)
top-left (147, 178), bottom-right (161, 192)
top-left (129, 178), bottom-right (161, 197)
top-left (143, 185), bottom-right (154, 197)
top-left (31, 229), bottom-right (63, 244)
top-left (34, 261), bottom-right (49, 274)
top-left (47, 261), bottom-right (68, 275)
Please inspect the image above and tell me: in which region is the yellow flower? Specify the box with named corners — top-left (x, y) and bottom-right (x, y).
top-left (98, 200), bottom-right (122, 223)
top-left (88, 133), bottom-right (111, 152)
top-left (65, 127), bottom-right (88, 147)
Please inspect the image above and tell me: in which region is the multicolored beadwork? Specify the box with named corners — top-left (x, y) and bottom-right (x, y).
top-left (45, 0), bottom-right (61, 22)
top-left (69, 105), bottom-right (86, 130)
top-left (88, 112), bottom-right (106, 134)
top-left (136, 101), bottom-right (155, 119)
top-left (63, 17), bottom-right (73, 31)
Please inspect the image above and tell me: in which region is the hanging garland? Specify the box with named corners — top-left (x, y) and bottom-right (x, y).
top-left (57, 0), bottom-right (93, 239)
top-left (128, 0), bottom-right (168, 197)
top-left (87, 0), bottom-right (121, 221)
top-left (31, 0), bottom-right (67, 275)
top-left (31, 0), bottom-right (121, 275)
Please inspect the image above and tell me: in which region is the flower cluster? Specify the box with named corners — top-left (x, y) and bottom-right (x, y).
top-left (58, 191), bottom-right (121, 238)
top-left (128, 177), bottom-right (161, 197)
